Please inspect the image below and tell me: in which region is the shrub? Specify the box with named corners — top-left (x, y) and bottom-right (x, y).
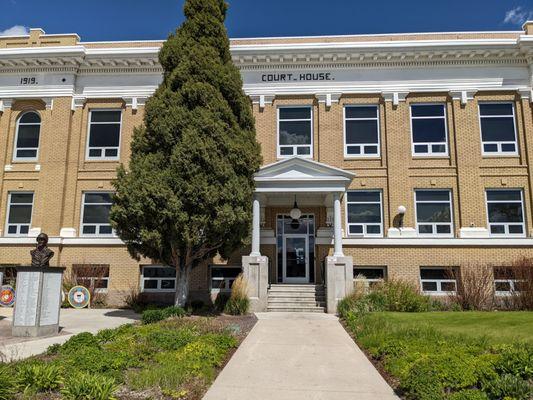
top-left (141, 309), bottom-right (165, 324)
top-left (16, 361), bottom-right (62, 393)
top-left (482, 373), bottom-right (533, 400)
top-left (60, 332), bottom-right (100, 354)
top-left (214, 292), bottom-right (230, 312)
top-left (0, 366), bottom-right (17, 400)
top-left (338, 279), bottom-right (439, 317)
top-left (451, 264), bottom-right (494, 311)
top-left (503, 258), bottom-right (533, 310)
top-left (60, 345), bottom-right (134, 380)
top-left (224, 274), bottom-right (249, 315)
top-left (447, 389), bottom-right (488, 400)
top-left (62, 373), bottom-right (117, 400)
top-left (162, 305), bottom-right (186, 319)
top-left (492, 343), bottom-right (533, 379)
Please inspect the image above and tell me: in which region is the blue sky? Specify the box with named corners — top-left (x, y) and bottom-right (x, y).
top-left (0, 0), bottom-right (533, 41)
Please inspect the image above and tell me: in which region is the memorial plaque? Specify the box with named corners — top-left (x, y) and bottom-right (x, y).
top-left (13, 270), bottom-right (40, 326)
top-left (39, 272), bottom-right (62, 326)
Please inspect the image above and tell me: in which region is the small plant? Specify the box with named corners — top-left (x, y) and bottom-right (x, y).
top-left (59, 332), bottom-right (100, 354)
top-left (0, 365), bottom-right (17, 400)
top-left (16, 361), bottom-right (62, 393)
top-left (224, 274), bottom-right (249, 315)
top-left (62, 373), bottom-right (117, 400)
top-left (483, 373), bottom-right (533, 400)
top-left (162, 305), bottom-right (186, 319)
top-left (214, 292), bottom-right (230, 312)
top-left (141, 309), bottom-right (165, 324)
top-left (124, 285), bottom-right (148, 313)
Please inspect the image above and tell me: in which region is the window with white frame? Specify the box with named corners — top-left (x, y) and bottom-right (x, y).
top-left (73, 264), bottom-right (110, 292)
top-left (415, 190), bottom-right (453, 236)
top-left (479, 103), bottom-right (517, 155)
top-left (410, 104), bottom-right (448, 156)
top-left (14, 112), bottom-right (41, 161)
top-left (493, 267), bottom-right (524, 296)
top-left (486, 190), bottom-right (525, 236)
top-left (420, 267), bottom-right (457, 294)
top-left (81, 192), bottom-right (114, 236)
top-left (210, 266), bottom-right (241, 292)
top-left (87, 110), bottom-right (122, 160)
top-left (6, 192), bottom-right (34, 236)
top-left (354, 267), bottom-right (386, 289)
top-left (346, 191), bottom-right (382, 236)
top-left (344, 105), bottom-right (380, 157)
top-left (278, 107), bottom-right (312, 157)
top-left (141, 266), bottom-right (176, 292)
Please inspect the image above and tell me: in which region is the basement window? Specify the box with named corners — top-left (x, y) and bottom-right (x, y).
top-left (420, 267), bottom-right (457, 295)
top-left (73, 264), bottom-right (110, 292)
top-left (354, 267), bottom-right (386, 290)
top-left (210, 266), bottom-right (242, 292)
top-left (141, 266), bottom-right (176, 292)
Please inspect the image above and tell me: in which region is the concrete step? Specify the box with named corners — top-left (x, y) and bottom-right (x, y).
top-left (268, 296), bottom-right (325, 303)
top-left (267, 305), bottom-right (326, 313)
top-left (269, 286), bottom-right (324, 293)
top-left (268, 300), bottom-right (325, 307)
top-left (268, 291), bottom-right (325, 298)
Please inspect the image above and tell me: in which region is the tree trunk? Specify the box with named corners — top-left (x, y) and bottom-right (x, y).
top-left (174, 262), bottom-right (190, 307)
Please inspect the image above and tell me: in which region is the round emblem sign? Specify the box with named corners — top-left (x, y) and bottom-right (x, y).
top-left (0, 285), bottom-right (15, 307)
top-left (68, 286), bottom-right (90, 309)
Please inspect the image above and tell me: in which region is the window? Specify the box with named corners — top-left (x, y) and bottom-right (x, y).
top-left (278, 107), bottom-right (312, 157)
top-left (420, 267), bottom-right (457, 294)
top-left (486, 190), bottom-right (525, 236)
top-left (141, 266), bottom-right (176, 292)
top-left (415, 190), bottom-right (453, 236)
top-left (354, 267), bottom-right (386, 290)
top-left (346, 191), bottom-right (383, 236)
top-left (6, 192), bottom-right (34, 236)
top-left (81, 192), bottom-right (114, 236)
top-left (73, 264), bottom-right (110, 292)
top-left (479, 103), bottom-right (517, 155)
top-left (493, 267), bottom-right (524, 296)
top-left (210, 266), bottom-right (242, 292)
top-left (14, 112), bottom-right (41, 161)
top-left (410, 104), bottom-right (448, 156)
top-left (87, 110), bottom-right (122, 160)
top-left (344, 105), bottom-right (380, 157)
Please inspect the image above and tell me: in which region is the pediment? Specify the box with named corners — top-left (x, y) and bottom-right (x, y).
top-left (255, 157), bottom-right (354, 181)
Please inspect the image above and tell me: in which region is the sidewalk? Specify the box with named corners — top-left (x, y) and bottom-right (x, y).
top-left (203, 312), bottom-right (399, 400)
top-left (0, 308), bottom-right (139, 361)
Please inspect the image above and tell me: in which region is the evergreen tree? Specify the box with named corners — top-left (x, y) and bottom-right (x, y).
top-left (110, 0), bottom-right (261, 306)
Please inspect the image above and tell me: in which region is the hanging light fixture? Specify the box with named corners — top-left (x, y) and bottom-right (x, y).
top-left (290, 196), bottom-right (302, 221)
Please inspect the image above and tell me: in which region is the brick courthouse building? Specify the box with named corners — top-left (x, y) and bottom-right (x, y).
top-left (2, 24), bottom-right (533, 312)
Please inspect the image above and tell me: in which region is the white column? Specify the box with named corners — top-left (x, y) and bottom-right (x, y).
top-left (250, 194), bottom-right (261, 256)
top-left (333, 192), bottom-right (343, 257)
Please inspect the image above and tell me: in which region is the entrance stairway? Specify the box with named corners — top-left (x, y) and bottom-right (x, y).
top-left (267, 284), bottom-right (326, 312)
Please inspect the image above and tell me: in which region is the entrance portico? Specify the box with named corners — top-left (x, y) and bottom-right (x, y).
top-left (242, 157), bottom-right (355, 313)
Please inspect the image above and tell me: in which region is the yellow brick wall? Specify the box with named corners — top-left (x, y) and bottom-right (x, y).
top-left (2, 90), bottom-right (533, 305)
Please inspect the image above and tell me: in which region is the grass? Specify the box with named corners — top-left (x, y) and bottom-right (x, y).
top-left (379, 311), bottom-right (533, 343)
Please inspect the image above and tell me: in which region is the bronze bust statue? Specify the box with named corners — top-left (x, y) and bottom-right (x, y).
top-left (30, 233), bottom-right (54, 268)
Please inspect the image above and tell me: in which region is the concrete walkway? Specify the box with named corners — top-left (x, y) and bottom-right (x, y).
top-left (0, 308), bottom-right (139, 361)
top-left (203, 312), bottom-right (398, 400)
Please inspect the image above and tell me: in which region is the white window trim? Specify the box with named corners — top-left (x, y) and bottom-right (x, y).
top-left (13, 111), bottom-right (41, 162)
top-left (343, 104), bottom-right (381, 158)
top-left (420, 267), bottom-right (457, 295)
top-left (494, 279), bottom-right (525, 296)
top-left (414, 189), bottom-right (454, 237)
top-left (277, 106), bottom-right (313, 159)
top-left (5, 191), bottom-right (34, 237)
top-left (140, 265), bottom-right (177, 292)
top-left (410, 103), bottom-right (449, 157)
top-left (485, 189), bottom-right (526, 237)
top-left (80, 191), bottom-right (115, 237)
top-left (479, 102), bottom-right (518, 157)
top-left (85, 109), bottom-right (123, 161)
top-left (345, 190), bottom-right (383, 237)
top-left (210, 265), bottom-right (242, 293)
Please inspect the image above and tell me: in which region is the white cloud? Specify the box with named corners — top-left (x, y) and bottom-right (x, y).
top-left (0, 25), bottom-right (29, 37)
top-left (503, 6), bottom-right (533, 25)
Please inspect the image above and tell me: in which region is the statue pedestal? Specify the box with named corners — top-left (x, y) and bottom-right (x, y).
top-left (12, 266), bottom-right (65, 337)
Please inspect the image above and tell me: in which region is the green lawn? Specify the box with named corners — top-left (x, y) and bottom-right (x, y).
top-left (380, 311), bottom-right (533, 343)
